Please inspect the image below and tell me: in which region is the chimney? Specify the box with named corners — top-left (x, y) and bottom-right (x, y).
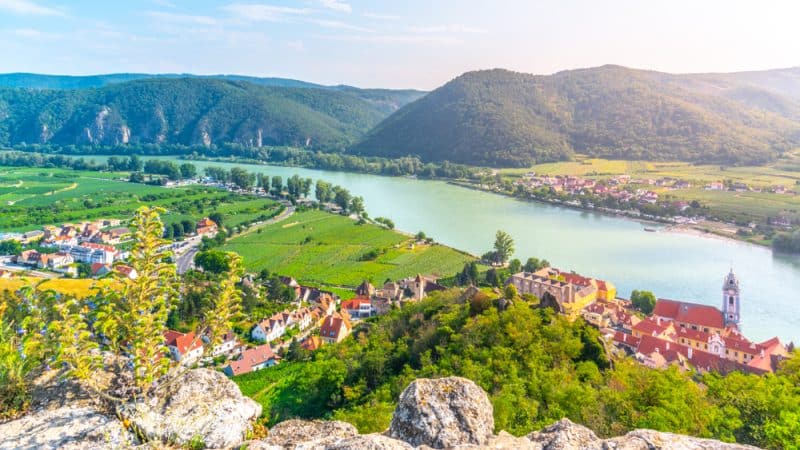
top-left (688, 346), bottom-right (693, 359)
top-left (666, 342), bottom-right (670, 350)
top-left (657, 317), bottom-right (661, 325)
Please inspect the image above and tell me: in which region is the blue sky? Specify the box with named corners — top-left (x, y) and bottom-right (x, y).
top-left (1, 0), bottom-right (799, 89)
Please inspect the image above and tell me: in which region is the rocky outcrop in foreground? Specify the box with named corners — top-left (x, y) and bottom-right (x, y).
top-left (0, 372), bottom-right (759, 449)
top-left (120, 369), bottom-right (262, 449)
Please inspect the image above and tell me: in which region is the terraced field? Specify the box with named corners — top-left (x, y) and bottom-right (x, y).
top-left (224, 210), bottom-right (473, 288)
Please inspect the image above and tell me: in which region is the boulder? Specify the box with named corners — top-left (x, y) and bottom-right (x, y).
top-left (444, 430), bottom-right (537, 449)
top-left (526, 419), bottom-right (758, 450)
top-left (122, 368), bottom-right (261, 449)
top-left (389, 376), bottom-right (494, 449)
top-left (328, 434), bottom-right (414, 450)
top-left (605, 429), bottom-right (759, 450)
top-left (0, 405), bottom-right (136, 450)
top-left (526, 419), bottom-right (602, 450)
top-left (250, 419), bottom-right (359, 449)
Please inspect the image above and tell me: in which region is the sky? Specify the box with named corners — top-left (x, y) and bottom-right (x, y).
top-left (1, 0), bottom-right (799, 90)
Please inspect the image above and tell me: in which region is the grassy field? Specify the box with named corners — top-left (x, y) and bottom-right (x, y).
top-left (224, 210), bottom-right (473, 288)
top-left (500, 154), bottom-right (800, 223)
top-left (0, 166), bottom-right (280, 231)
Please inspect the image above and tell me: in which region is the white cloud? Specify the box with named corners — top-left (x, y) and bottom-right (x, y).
top-left (287, 40), bottom-right (305, 51)
top-left (407, 24), bottom-right (487, 34)
top-left (310, 19), bottom-right (372, 32)
top-left (319, 0), bottom-right (351, 13)
top-left (0, 0), bottom-right (63, 16)
top-left (8, 28), bottom-right (62, 40)
top-left (323, 33), bottom-right (461, 45)
top-left (362, 12), bottom-right (399, 20)
top-left (223, 3), bottom-right (313, 22)
top-left (147, 11), bottom-right (218, 26)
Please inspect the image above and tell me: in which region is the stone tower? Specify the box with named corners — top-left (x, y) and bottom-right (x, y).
top-left (722, 269), bottom-right (741, 329)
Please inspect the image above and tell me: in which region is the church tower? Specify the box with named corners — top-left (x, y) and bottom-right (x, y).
top-left (722, 269), bottom-right (741, 329)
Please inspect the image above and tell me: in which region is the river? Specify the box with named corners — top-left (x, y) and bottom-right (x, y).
top-left (86, 156), bottom-right (800, 343)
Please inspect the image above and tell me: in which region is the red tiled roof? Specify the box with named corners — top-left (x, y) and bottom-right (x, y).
top-left (226, 344), bottom-right (277, 376)
top-left (654, 299), bottom-right (725, 330)
top-left (341, 297), bottom-right (371, 310)
top-left (320, 314), bottom-right (349, 339)
top-left (91, 263), bottom-right (111, 275)
top-left (300, 336), bottom-right (323, 351)
top-left (163, 330), bottom-right (203, 355)
top-left (613, 331), bottom-right (640, 348)
top-left (632, 317), bottom-right (672, 336)
top-left (115, 265), bottom-right (135, 276)
top-left (561, 272), bottom-right (593, 287)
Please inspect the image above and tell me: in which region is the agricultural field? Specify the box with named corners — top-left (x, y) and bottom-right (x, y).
top-left (501, 153), bottom-right (800, 188)
top-left (224, 210), bottom-right (473, 289)
top-left (0, 276), bottom-right (116, 298)
top-left (0, 166), bottom-right (279, 230)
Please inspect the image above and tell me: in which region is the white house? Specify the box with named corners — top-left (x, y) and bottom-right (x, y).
top-left (222, 344), bottom-right (280, 376)
top-left (207, 330), bottom-right (241, 358)
top-left (251, 314), bottom-right (286, 342)
top-left (163, 330), bottom-right (204, 364)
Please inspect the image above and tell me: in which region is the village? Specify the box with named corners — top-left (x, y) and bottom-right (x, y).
top-left (507, 266), bottom-right (792, 375)
top-left (162, 273), bottom-right (448, 377)
top-left (504, 172), bottom-right (797, 229)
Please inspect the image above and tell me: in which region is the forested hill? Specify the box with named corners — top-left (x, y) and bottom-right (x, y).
top-left (352, 66), bottom-right (800, 167)
top-left (0, 77), bottom-right (423, 151)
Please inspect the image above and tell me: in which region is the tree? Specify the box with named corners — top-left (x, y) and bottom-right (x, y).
top-left (315, 180), bottom-right (332, 203)
top-left (172, 223), bottom-right (184, 239)
top-left (128, 155), bottom-right (143, 172)
top-left (0, 240), bottom-right (22, 256)
top-left (271, 176), bottom-right (283, 196)
top-left (333, 186), bottom-right (351, 212)
top-left (415, 231), bottom-right (427, 241)
top-left (194, 249), bottom-right (231, 274)
top-left (181, 219), bottom-right (196, 235)
top-left (508, 258), bottom-right (522, 274)
top-left (630, 290), bottom-right (656, 314)
top-left (493, 230), bottom-right (515, 265)
top-left (179, 163), bottom-right (197, 179)
top-left (349, 196), bottom-right (366, 216)
top-left (485, 268), bottom-right (501, 287)
top-left (208, 212), bottom-right (224, 228)
top-left (524, 257), bottom-right (549, 272)
top-left (504, 283), bottom-right (518, 300)
top-left (204, 166), bottom-right (229, 183)
top-left (230, 167), bottom-right (255, 190)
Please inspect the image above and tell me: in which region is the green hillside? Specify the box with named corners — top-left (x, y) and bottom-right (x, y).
top-left (0, 77), bottom-right (422, 152)
top-left (352, 66), bottom-right (800, 167)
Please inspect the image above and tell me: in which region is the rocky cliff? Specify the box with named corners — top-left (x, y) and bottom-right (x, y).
top-left (0, 371), bottom-right (759, 450)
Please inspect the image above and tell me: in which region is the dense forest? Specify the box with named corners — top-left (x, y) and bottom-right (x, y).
top-left (237, 289), bottom-right (800, 449)
top-left (353, 66), bottom-right (800, 167)
top-left (0, 78), bottom-right (421, 152)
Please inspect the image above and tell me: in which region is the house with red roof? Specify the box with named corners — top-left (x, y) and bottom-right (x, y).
top-left (301, 335), bottom-right (323, 352)
top-left (341, 296), bottom-right (373, 319)
top-left (320, 313), bottom-right (352, 344)
top-left (114, 264), bottom-right (138, 279)
top-left (196, 218), bottom-right (218, 237)
top-left (163, 330), bottom-right (204, 364)
top-left (222, 344), bottom-right (279, 376)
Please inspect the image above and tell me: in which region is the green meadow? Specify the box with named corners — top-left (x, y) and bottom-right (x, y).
top-left (224, 209), bottom-right (473, 288)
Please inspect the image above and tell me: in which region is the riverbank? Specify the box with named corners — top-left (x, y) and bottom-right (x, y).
top-left (447, 179), bottom-right (774, 250)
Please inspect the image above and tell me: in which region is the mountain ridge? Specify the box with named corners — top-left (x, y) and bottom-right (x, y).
top-left (352, 65), bottom-right (800, 167)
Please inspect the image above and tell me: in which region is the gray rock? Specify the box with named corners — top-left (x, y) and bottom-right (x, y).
top-left (526, 419), bottom-right (758, 450)
top-left (0, 405), bottom-right (136, 450)
top-left (604, 429), bottom-right (759, 449)
top-left (327, 434), bottom-right (414, 450)
top-left (389, 376), bottom-right (494, 449)
top-left (122, 368), bottom-right (261, 449)
top-left (252, 419), bottom-right (359, 450)
top-left (526, 419), bottom-right (602, 450)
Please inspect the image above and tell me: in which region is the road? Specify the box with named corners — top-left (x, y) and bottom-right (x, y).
top-left (175, 205), bottom-right (295, 275)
